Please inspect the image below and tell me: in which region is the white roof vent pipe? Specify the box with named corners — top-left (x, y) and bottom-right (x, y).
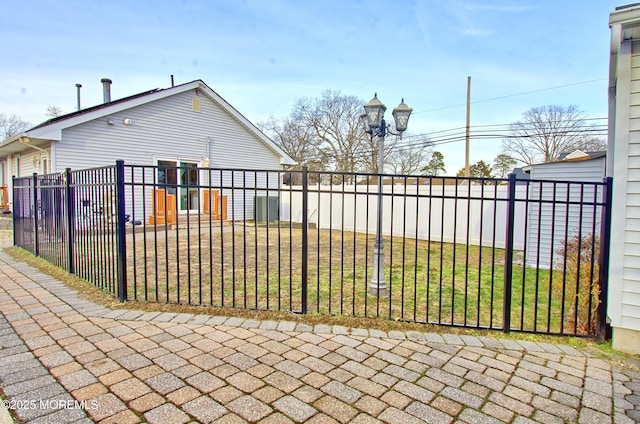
top-left (101, 78), bottom-right (112, 103)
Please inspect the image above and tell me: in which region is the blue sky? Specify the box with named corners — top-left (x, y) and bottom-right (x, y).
top-left (0, 0), bottom-right (622, 173)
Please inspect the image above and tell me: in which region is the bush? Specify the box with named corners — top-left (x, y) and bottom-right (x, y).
top-left (552, 233), bottom-right (600, 335)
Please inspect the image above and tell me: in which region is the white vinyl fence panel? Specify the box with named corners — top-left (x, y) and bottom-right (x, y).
top-left (282, 183), bottom-right (528, 251)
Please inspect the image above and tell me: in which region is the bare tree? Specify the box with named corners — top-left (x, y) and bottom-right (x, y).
top-left (0, 114), bottom-right (31, 140)
top-left (360, 131), bottom-right (400, 174)
top-left (297, 90), bottom-right (369, 175)
top-left (387, 135), bottom-right (432, 175)
top-left (262, 90), bottom-right (375, 177)
top-left (262, 90), bottom-right (423, 177)
top-left (46, 105), bottom-right (64, 118)
top-left (258, 115), bottom-right (319, 169)
top-left (501, 105), bottom-right (606, 165)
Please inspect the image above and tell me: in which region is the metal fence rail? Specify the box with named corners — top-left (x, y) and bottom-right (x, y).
top-left (13, 166), bottom-right (121, 297)
top-left (12, 161), bottom-right (612, 338)
top-left (13, 176), bottom-right (36, 254)
top-left (123, 163), bottom-right (305, 312)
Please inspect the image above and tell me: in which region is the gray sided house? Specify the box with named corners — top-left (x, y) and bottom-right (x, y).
top-left (609, 4), bottom-right (640, 354)
top-left (0, 79), bottom-right (296, 220)
top-left (522, 152), bottom-right (607, 270)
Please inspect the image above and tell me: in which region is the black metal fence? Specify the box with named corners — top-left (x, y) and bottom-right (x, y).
top-left (12, 161), bottom-right (612, 338)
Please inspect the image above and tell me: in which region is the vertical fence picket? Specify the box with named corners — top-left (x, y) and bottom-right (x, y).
top-left (597, 177), bottom-right (613, 341)
top-left (65, 168), bottom-right (75, 274)
top-left (503, 172), bottom-right (517, 333)
top-left (32, 173), bottom-right (39, 257)
top-left (115, 160), bottom-right (127, 302)
top-left (301, 165), bottom-right (308, 314)
top-left (11, 175), bottom-right (16, 248)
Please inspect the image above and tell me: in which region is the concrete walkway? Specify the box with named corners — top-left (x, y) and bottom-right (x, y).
top-left (1, 250), bottom-right (640, 423)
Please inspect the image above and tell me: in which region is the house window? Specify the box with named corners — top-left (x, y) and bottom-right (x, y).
top-left (157, 160), bottom-right (199, 212)
top-left (42, 158), bottom-right (48, 174)
top-left (158, 160), bottom-right (178, 195)
top-left (180, 162), bottom-right (199, 211)
top-left (192, 98), bottom-right (201, 112)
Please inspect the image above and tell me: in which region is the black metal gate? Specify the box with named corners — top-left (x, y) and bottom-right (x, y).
top-left (12, 162), bottom-right (612, 338)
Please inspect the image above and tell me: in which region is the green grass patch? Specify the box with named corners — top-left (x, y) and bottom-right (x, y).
top-left (121, 224), bottom-right (592, 335)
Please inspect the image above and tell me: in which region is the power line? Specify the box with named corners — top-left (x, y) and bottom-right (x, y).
top-left (395, 117), bottom-right (607, 144)
top-left (413, 78), bottom-right (607, 114)
top-left (385, 126), bottom-right (608, 155)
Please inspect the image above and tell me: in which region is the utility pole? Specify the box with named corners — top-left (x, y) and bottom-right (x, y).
top-left (465, 76), bottom-right (471, 178)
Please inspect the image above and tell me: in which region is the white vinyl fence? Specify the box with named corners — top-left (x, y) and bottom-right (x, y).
top-left (280, 181), bottom-right (603, 269)
top-left (281, 183), bottom-right (528, 250)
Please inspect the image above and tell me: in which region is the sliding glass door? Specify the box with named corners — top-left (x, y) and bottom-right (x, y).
top-left (157, 160), bottom-right (199, 213)
top-left (179, 162), bottom-right (198, 211)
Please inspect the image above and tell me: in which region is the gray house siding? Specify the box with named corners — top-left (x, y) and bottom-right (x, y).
top-left (52, 89), bottom-right (283, 222)
top-left (54, 89), bottom-right (283, 171)
top-left (6, 149), bottom-right (49, 179)
top-left (525, 158), bottom-right (605, 269)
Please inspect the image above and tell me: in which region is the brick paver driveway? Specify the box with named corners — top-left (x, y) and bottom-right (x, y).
top-left (1, 244), bottom-right (640, 423)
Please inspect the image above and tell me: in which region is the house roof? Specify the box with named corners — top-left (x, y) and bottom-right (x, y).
top-left (610, 3), bottom-right (640, 46)
top-left (29, 88), bottom-right (161, 131)
top-left (0, 80), bottom-right (296, 165)
top-left (610, 4), bottom-right (640, 108)
top-left (522, 151), bottom-right (607, 173)
top-left (557, 150), bottom-right (607, 161)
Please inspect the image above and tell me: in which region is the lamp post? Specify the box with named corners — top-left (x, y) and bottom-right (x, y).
top-left (361, 93), bottom-right (412, 297)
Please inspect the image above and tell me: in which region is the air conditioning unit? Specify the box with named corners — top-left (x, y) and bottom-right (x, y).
top-left (254, 196), bottom-right (279, 223)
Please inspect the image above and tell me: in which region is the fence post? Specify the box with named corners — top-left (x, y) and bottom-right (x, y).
top-left (115, 160), bottom-right (128, 302)
top-left (502, 172), bottom-right (517, 333)
top-left (32, 173), bottom-right (39, 257)
top-left (11, 175), bottom-right (16, 247)
top-left (596, 177), bottom-right (613, 342)
top-left (65, 168), bottom-right (75, 274)
top-left (301, 165), bottom-right (308, 314)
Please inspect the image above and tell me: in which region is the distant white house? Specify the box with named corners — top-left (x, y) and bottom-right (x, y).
top-left (522, 151), bottom-right (607, 270)
top-left (608, 4), bottom-right (640, 354)
top-left (0, 79), bottom-right (296, 217)
top-left (523, 151), bottom-right (606, 181)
